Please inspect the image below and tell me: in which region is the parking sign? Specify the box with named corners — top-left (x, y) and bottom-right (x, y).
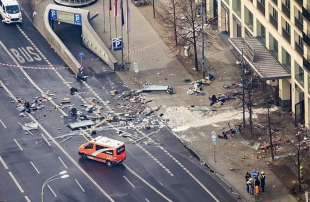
top-left (112, 38), bottom-right (123, 51)
top-left (74, 14), bottom-right (82, 26)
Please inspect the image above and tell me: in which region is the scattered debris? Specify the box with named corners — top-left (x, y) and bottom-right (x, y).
top-left (142, 85), bottom-right (174, 94)
top-left (20, 121), bottom-right (39, 131)
top-left (68, 120), bottom-right (95, 130)
top-left (61, 97), bottom-right (71, 104)
top-left (110, 90), bottom-right (118, 96)
top-left (70, 87), bottom-right (78, 95)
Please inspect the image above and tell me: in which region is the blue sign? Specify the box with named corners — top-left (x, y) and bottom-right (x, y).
top-left (112, 38), bottom-right (123, 51)
top-left (79, 52), bottom-right (85, 59)
top-left (49, 9), bottom-right (57, 21)
top-left (74, 14), bottom-right (82, 26)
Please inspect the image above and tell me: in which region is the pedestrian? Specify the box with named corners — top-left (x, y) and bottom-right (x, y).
top-left (260, 171), bottom-right (266, 192)
top-left (245, 172), bottom-right (251, 193)
top-left (255, 176), bottom-right (260, 194)
top-left (247, 177), bottom-right (254, 195)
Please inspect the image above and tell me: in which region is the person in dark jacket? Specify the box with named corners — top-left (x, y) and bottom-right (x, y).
top-left (260, 171), bottom-right (266, 192)
top-left (245, 172), bottom-right (251, 193)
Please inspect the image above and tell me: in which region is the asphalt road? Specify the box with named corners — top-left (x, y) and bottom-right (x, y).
top-left (0, 14), bottom-right (238, 202)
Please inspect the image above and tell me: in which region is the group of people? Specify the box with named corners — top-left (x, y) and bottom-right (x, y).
top-left (245, 171), bottom-right (266, 195)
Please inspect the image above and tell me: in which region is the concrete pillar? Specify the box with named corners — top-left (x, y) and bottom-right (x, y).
top-left (279, 79), bottom-right (290, 100)
top-left (305, 72), bottom-right (309, 128)
top-left (218, 0), bottom-right (222, 30)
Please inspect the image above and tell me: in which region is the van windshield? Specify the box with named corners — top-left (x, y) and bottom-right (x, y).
top-left (5, 5), bottom-right (20, 14)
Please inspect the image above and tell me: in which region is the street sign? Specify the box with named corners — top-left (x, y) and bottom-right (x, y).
top-left (79, 52), bottom-right (85, 59)
top-left (211, 131), bottom-right (217, 145)
top-left (74, 14), bottom-right (82, 26)
top-left (49, 9), bottom-right (57, 21)
top-left (112, 38), bottom-right (123, 51)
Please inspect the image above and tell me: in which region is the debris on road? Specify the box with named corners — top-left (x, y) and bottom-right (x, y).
top-left (70, 87), bottom-right (78, 95)
top-left (142, 85), bottom-right (174, 94)
top-left (110, 90), bottom-right (118, 96)
top-left (68, 120), bottom-right (95, 130)
top-left (20, 121), bottom-right (39, 131)
top-left (61, 97), bottom-right (71, 104)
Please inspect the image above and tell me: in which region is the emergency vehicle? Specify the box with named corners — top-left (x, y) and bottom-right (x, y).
top-left (79, 136), bottom-right (126, 166)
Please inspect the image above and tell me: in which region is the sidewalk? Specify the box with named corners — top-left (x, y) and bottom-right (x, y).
top-left (27, 0), bottom-right (297, 201)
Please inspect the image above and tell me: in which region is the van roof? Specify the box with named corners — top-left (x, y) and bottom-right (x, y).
top-left (2, 0), bottom-right (20, 6)
top-left (91, 136), bottom-right (124, 148)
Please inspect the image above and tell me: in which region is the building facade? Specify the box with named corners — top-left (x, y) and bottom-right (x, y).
top-left (217, 0), bottom-right (310, 128)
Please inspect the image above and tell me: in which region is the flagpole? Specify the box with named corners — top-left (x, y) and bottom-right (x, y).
top-left (109, 0), bottom-right (112, 45)
top-left (121, 0), bottom-right (124, 67)
top-left (126, 0), bottom-right (130, 63)
top-left (103, 0), bottom-right (106, 32)
top-left (114, 0), bottom-right (118, 37)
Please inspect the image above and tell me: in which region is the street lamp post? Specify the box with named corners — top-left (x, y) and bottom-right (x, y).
top-left (41, 170), bottom-right (70, 202)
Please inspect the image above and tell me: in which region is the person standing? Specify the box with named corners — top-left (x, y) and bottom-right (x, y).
top-left (260, 171), bottom-right (266, 192)
top-left (245, 172), bottom-right (251, 193)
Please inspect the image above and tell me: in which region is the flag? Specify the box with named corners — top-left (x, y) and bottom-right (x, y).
top-left (114, 0), bottom-right (118, 16)
top-left (109, 0), bottom-right (112, 11)
top-left (121, 0), bottom-right (124, 26)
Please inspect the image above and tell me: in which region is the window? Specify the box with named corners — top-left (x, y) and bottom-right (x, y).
top-left (117, 146), bottom-right (125, 155)
top-left (5, 5), bottom-right (20, 14)
top-left (103, 150), bottom-right (113, 155)
top-left (96, 145), bottom-right (106, 151)
top-left (85, 143), bottom-right (94, 149)
top-left (282, 48), bottom-right (291, 71)
top-left (295, 63), bottom-right (304, 85)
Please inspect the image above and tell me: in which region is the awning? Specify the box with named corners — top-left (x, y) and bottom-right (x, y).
top-left (228, 37), bottom-right (291, 80)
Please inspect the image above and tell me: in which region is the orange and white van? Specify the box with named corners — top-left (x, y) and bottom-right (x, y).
top-left (79, 136), bottom-right (126, 166)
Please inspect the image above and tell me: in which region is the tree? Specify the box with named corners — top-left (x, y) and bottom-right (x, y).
top-left (177, 0), bottom-right (201, 70)
top-left (290, 126), bottom-right (309, 192)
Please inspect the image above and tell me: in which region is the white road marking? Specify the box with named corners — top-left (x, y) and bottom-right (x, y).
top-left (0, 155), bottom-right (9, 170)
top-left (58, 156), bottom-right (68, 169)
top-left (145, 198), bottom-right (150, 202)
top-left (8, 171), bottom-right (24, 193)
top-left (24, 195), bottom-right (31, 202)
top-left (13, 138), bottom-right (23, 151)
top-left (124, 165), bottom-right (172, 202)
top-left (40, 133), bottom-right (51, 147)
top-left (74, 178), bottom-right (86, 193)
top-left (47, 184), bottom-right (57, 197)
top-left (123, 176), bottom-right (136, 189)
top-left (30, 161), bottom-right (40, 174)
top-left (0, 81), bottom-right (114, 201)
top-left (0, 119), bottom-right (7, 128)
top-left (137, 144), bottom-right (174, 177)
top-left (0, 41), bottom-right (67, 117)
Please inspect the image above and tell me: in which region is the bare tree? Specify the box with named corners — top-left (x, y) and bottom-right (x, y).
top-left (177, 0), bottom-right (200, 70)
top-left (290, 126), bottom-right (309, 192)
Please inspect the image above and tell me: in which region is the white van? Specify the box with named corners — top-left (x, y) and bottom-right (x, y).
top-left (0, 0), bottom-right (22, 24)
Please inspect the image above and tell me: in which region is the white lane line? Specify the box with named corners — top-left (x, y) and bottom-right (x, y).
top-left (158, 146), bottom-right (220, 202)
top-left (40, 133), bottom-right (51, 147)
top-left (0, 119), bottom-right (7, 128)
top-left (74, 178), bottom-right (86, 193)
top-left (24, 195), bottom-right (31, 202)
top-left (30, 161), bottom-right (40, 174)
top-left (8, 171), bottom-right (24, 193)
top-left (137, 144), bottom-right (174, 177)
top-left (0, 41), bottom-right (67, 117)
top-left (58, 156), bottom-right (68, 169)
top-left (13, 138), bottom-right (23, 151)
top-left (145, 198), bottom-right (150, 202)
top-left (47, 184), bottom-right (57, 197)
top-left (0, 155), bottom-right (9, 170)
top-left (0, 81), bottom-right (114, 201)
top-left (124, 165), bottom-right (172, 202)
top-left (123, 176), bottom-right (136, 189)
